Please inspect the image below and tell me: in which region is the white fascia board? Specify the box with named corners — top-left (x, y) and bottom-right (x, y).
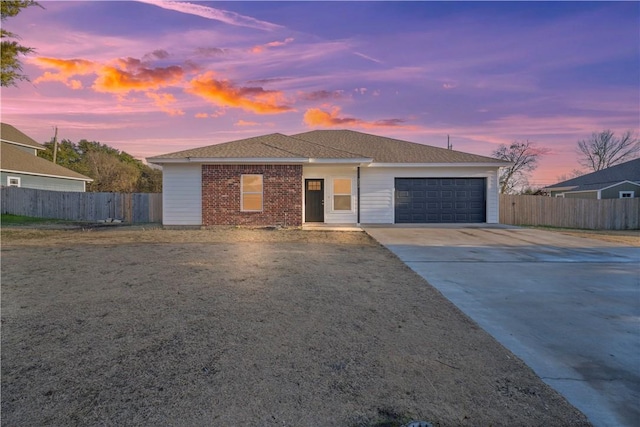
top-left (599, 180), bottom-right (640, 191)
top-left (193, 157), bottom-right (309, 164)
top-left (1, 168), bottom-right (93, 181)
top-left (308, 158), bottom-right (373, 164)
top-left (147, 157), bottom-right (309, 164)
top-left (1, 140), bottom-right (45, 150)
top-left (367, 162), bottom-right (509, 168)
top-left (544, 185), bottom-right (577, 191)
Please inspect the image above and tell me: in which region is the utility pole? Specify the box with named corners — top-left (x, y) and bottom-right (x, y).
top-left (52, 126), bottom-right (58, 164)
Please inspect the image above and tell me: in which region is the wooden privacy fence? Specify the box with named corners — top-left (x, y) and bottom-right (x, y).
top-left (1, 187), bottom-right (162, 224)
top-left (500, 194), bottom-right (639, 230)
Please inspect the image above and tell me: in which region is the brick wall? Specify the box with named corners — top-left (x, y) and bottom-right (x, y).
top-left (202, 164), bottom-right (302, 226)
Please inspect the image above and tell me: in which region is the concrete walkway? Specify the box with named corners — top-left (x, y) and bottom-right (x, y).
top-left (365, 225), bottom-right (640, 427)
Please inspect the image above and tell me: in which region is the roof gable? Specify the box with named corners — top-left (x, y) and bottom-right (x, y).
top-left (1, 123), bottom-right (45, 150)
top-left (545, 158), bottom-right (640, 191)
top-left (1, 142), bottom-right (92, 181)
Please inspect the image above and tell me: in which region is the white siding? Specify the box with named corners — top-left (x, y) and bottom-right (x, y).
top-left (302, 165), bottom-right (358, 224)
top-left (360, 166), bottom-right (501, 224)
top-left (162, 164), bottom-right (202, 225)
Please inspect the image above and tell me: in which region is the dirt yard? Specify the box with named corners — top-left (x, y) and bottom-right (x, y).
top-left (1, 226), bottom-right (590, 426)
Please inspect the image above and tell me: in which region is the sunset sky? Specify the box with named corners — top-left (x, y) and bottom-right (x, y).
top-left (2, 1), bottom-right (638, 187)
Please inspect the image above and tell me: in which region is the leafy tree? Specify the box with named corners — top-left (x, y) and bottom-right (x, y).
top-left (1, 0), bottom-right (42, 87)
top-left (577, 130), bottom-right (640, 172)
top-left (39, 139), bottom-right (86, 172)
top-left (492, 140), bottom-right (549, 194)
top-left (39, 139), bottom-right (162, 192)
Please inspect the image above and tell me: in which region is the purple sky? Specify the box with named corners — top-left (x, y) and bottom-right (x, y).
top-left (2, 1), bottom-right (638, 186)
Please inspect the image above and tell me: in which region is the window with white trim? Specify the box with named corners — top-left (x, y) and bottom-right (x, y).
top-left (619, 191), bottom-right (634, 198)
top-left (333, 178), bottom-right (352, 211)
top-left (241, 174), bottom-right (263, 211)
top-left (555, 193), bottom-right (564, 198)
top-left (7, 176), bottom-right (21, 187)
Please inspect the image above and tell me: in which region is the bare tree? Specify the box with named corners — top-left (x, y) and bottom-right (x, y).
top-left (492, 140), bottom-right (549, 194)
top-left (577, 130), bottom-right (640, 172)
top-left (555, 169), bottom-right (584, 183)
top-left (84, 151), bottom-right (141, 192)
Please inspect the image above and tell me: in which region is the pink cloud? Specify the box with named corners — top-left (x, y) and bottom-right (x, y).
top-left (303, 106), bottom-right (413, 130)
top-left (186, 71), bottom-right (294, 114)
top-left (251, 37), bottom-right (294, 54)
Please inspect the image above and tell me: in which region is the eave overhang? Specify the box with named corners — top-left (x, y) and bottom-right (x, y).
top-left (366, 162), bottom-right (512, 168)
top-left (1, 168), bottom-right (93, 182)
top-left (0, 140), bottom-right (45, 151)
top-left (147, 157), bottom-right (373, 165)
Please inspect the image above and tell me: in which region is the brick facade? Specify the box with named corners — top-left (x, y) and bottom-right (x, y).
top-left (202, 164), bottom-right (302, 226)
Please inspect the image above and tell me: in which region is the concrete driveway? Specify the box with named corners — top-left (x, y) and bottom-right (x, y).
top-left (365, 225), bottom-right (640, 427)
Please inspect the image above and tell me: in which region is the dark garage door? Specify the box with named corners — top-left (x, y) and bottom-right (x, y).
top-left (395, 178), bottom-right (486, 223)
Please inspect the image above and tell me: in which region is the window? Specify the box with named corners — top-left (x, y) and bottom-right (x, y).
top-left (619, 191), bottom-right (634, 198)
top-left (241, 174), bottom-right (263, 211)
top-left (333, 178), bottom-right (352, 211)
top-left (7, 176), bottom-right (20, 187)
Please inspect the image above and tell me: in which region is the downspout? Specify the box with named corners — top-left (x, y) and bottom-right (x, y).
top-left (357, 166), bottom-right (361, 225)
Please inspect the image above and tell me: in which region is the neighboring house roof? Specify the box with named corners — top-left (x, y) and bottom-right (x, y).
top-left (544, 158), bottom-right (640, 192)
top-left (1, 142), bottom-right (93, 182)
top-left (148, 129), bottom-right (508, 165)
top-left (1, 123), bottom-right (45, 151)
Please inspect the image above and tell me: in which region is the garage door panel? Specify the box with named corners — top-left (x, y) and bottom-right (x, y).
top-left (395, 178), bottom-right (486, 223)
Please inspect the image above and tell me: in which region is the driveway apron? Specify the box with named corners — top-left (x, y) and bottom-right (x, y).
top-left (365, 225), bottom-right (640, 427)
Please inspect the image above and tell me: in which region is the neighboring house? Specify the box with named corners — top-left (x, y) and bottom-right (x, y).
top-left (543, 158), bottom-right (640, 199)
top-left (1, 123), bottom-right (92, 192)
top-left (148, 130), bottom-right (510, 227)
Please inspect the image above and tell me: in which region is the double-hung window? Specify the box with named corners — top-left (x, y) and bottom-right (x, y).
top-left (333, 178), bottom-right (352, 211)
top-left (241, 174), bottom-right (263, 211)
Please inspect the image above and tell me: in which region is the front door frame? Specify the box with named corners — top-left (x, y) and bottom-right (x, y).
top-left (304, 178), bottom-right (324, 222)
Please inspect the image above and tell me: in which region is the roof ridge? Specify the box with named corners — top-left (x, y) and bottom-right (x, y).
top-left (287, 133), bottom-right (368, 158)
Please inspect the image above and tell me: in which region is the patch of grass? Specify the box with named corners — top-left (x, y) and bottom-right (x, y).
top-left (1, 214), bottom-right (66, 225)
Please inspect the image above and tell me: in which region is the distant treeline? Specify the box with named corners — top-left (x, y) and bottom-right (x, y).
top-left (39, 139), bottom-right (162, 193)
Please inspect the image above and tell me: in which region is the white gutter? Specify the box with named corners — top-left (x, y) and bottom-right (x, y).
top-left (1, 140), bottom-right (45, 150)
top-left (1, 168), bottom-right (93, 181)
top-left (307, 158), bottom-right (372, 164)
top-left (367, 162), bottom-right (511, 168)
top-left (147, 157), bottom-right (373, 165)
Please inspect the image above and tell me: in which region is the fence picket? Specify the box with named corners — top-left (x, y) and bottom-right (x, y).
top-left (1, 187), bottom-right (162, 224)
top-left (499, 195), bottom-right (639, 230)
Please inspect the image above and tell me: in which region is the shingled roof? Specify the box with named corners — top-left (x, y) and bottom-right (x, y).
top-left (544, 158), bottom-right (640, 192)
top-left (1, 123), bottom-right (44, 150)
top-left (149, 129), bottom-right (507, 165)
top-left (1, 142), bottom-right (92, 181)
top-left (149, 133), bottom-right (368, 161)
top-left (292, 130), bottom-right (504, 163)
